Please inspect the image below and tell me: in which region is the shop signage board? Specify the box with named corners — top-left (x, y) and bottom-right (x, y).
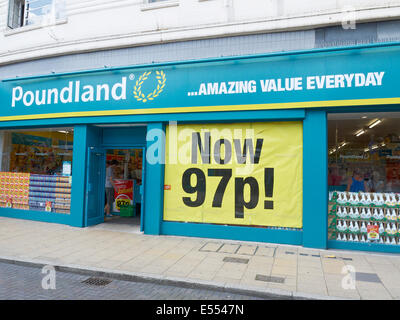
top-left (0, 44), bottom-right (400, 121)
top-left (163, 122), bottom-right (303, 228)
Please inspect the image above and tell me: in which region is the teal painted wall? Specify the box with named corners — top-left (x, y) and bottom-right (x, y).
top-left (303, 110), bottom-right (328, 248)
top-left (1, 42), bottom-right (400, 119)
top-left (102, 127), bottom-right (146, 147)
top-left (143, 122), bottom-right (165, 235)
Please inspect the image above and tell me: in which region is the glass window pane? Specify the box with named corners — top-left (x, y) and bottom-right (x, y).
top-left (0, 128), bottom-right (73, 214)
top-left (328, 113), bottom-right (400, 245)
top-left (24, 0), bottom-right (66, 26)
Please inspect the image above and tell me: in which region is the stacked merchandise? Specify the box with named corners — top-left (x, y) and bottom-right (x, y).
top-left (328, 191), bottom-right (400, 245)
top-left (0, 172), bottom-right (30, 209)
top-left (28, 175), bottom-right (71, 214)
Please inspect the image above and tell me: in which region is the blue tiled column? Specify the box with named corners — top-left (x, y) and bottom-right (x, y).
top-left (70, 125), bottom-right (88, 227)
top-left (303, 110), bottom-right (328, 248)
top-left (143, 122), bottom-right (165, 235)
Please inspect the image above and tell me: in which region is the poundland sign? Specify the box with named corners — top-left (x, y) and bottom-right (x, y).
top-left (1, 44), bottom-right (400, 120)
top-left (12, 78), bottom-right (128, 107)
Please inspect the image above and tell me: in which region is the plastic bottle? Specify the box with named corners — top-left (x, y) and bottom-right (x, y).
top-left (365, 208), bottom-right (372, 219)
top-left (361, 222), bottom-right (367, 233)
top-left (379, 222), bottom-right (384, 234)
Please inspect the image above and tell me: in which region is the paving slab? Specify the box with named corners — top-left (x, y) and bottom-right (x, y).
top-left (0, 217), bottom-right (399, 300)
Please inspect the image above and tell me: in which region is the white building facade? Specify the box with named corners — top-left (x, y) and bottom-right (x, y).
top-left (1, 0), bottom-right (400, 76)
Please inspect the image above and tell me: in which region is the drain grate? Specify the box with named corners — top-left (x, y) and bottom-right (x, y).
top-left (82, 277), bottom-right (112, 286)
top-left (255, 274), bottom-right (285, 284)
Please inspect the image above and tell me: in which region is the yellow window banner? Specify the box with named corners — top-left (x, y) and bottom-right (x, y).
top-left (163, 122), bottom-right (303, 228)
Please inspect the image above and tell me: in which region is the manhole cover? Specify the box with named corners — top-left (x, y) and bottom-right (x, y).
top-left (82, 277), bottom-right (112, 286)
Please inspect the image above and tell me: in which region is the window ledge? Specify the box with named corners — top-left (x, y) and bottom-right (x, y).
top-left (140, 1), bottom-right (179, 11)
top-left (4, 18), bottom-right (68, 37)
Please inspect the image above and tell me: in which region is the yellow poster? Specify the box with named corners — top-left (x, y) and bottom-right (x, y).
top-left (163, 122), bottom-right (303, 228)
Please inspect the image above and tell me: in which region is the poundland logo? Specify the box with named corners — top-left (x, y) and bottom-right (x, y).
top-left (11, 70), bottom-right (167, 107)
top-left (12, 78), bottom-right (127, 107)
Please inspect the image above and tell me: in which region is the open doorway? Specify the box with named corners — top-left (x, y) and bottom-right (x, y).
top-left (103, 148), bottom-right (144, 232)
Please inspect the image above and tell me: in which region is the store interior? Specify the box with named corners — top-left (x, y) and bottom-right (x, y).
top-left (328, 112), bottom-right (400, 245)
top-left (0, 127), bottom-right (73, 213)
top-left (328, 112), bottom-right (400, 192)
top-left (103, 148), bottom-right (143, 231)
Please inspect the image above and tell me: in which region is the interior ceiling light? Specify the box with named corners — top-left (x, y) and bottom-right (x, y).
top-left (368, 119), bottom-right (382, 129)
top-left (356, 130), bottom-right (365, 137)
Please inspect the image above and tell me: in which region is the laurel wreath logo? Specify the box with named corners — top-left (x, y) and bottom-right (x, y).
top-left (133, 70), bottom-right (166, 103)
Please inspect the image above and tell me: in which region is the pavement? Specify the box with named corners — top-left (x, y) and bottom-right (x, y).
top-left (0, 261), bottom-right (263, 300)
top-left (0, 216), bottom-right (400, 300)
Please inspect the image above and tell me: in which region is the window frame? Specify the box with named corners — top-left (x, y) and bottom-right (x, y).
top-left (6, 0), bottom-right (67, 31)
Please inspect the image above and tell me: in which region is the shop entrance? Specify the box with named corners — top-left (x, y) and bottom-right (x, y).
top-left (103, 148), bottom-right (144, 230)
top-left (85, 146), bottom-right (145, 231)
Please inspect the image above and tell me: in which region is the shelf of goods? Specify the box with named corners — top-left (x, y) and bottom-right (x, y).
top-left (29, 175), bottom-right (71, 214)
top-left (328, 191), bottom-right (400, 245)
top-left (0, 172), bottom-right (30, 210)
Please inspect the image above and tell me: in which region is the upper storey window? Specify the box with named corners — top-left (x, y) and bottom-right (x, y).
top-left (7, 0), bottom-right (66, 29)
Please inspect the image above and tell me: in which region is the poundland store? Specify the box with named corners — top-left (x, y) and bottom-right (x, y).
top-left (1, 42), bottom-right (400, 254)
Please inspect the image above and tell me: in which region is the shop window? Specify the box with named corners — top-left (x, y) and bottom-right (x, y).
top-left (328, 113), bottom-right (400, 245)
top-left (7, 0), bottom-right (66, 29)
top-left (0, 128), bottom-right (73, 214)
top-left (163, 122), bottom-right (303, 230)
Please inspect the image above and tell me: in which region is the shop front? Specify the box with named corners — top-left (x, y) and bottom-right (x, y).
top-left (0, 42), bottom-right (400, 253)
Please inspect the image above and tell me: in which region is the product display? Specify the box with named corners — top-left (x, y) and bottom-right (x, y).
top-left (328, 191), bottom-right (400, 245)
top-left (0, 172), bottom-right (30, 210)
top-left (29, 174), bottom-right (71, 214)
top-left (0, 172), bottom-right (71, 214)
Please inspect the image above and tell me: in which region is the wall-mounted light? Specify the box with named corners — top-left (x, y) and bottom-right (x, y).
top-left (368, 119), bottom-right (382, 129)
top-left (356, 130), bottom-right (365, 137)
